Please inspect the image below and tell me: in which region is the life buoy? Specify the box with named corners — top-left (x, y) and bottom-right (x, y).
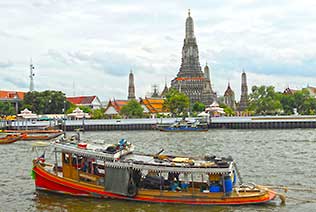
top-left (127, 183), bottom-right (137, 197)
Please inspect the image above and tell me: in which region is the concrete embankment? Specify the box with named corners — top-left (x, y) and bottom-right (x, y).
top-left (210, 116), bottom-right (316, 129)
top-left (2, 116), bottom-right (316, 131)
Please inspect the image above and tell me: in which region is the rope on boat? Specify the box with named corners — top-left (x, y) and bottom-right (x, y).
top-left (286, 196), bottom-right (316, 203)
top-left (256, 185), bottom-right (286, 204)
top-left (263, 185), bottom-right (316, 193)
top-left (257, 185), bottom-right (316, 204)
top-left (232, 162), bottom-right (243, 184)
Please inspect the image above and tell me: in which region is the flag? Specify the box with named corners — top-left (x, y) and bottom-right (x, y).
top-left (36, 151), bottom-right (45, 163)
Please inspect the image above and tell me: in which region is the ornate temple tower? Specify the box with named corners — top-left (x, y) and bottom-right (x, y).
top-left (128, 70), bottom-right (136, 100)
top-left (224, 82), bottom-right (236, 110)
top-left (202, 63), bottom-right (217, 103)
top-left (171, 10), bottom-right (215, 105)
top-left (160, 82), bottom-right (169, 98)
top-left (239, 71), bottom-right (248, 111)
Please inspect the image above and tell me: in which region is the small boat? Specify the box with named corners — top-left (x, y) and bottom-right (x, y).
top-left (159, 125), bottom-right (208, 132)
top-left (0, 134), bottom-right (22, 144)
top-left (32, 139), bottom-right (284, 205)
top-left (21, 132), bottom-right (64, 141)
top-left (3, 129), bottom-right (62, 134)
top-left (157, 119), bottom-right (208, 132)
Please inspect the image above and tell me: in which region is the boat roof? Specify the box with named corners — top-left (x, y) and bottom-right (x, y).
top-left (53, 141), bottom-right (234, 174)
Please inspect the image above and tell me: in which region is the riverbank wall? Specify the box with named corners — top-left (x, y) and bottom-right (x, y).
top-left (2, 116), bottom-right (316, 131)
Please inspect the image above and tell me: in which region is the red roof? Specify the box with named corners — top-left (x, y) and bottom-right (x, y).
top-left (67, 96), bottom-right (96, 105)
top-left (307, 86), bottom-right (316, 95)
top-left (175, 77), bottom-right (205, 81)
top-left (105, 99), bottom-right (129, 112)
top-left (0, 90), bottom-right (25, 100)
top-left (283, 88), bottom-right (298, 95)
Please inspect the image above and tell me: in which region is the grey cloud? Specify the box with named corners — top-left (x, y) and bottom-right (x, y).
top-left (141, 47), bottom-right (153, 53)
top-left (3, 76), bottom-right (28, 89)
top-left (0, 60), bottom-right (13, 68)
top-left (164, 35), bottom-right (175, 41)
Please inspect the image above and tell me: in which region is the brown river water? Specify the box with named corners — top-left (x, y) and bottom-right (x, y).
top-left (1, 129), bottom-right (316, 212)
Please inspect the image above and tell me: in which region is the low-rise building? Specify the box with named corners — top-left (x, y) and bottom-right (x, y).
top-left (0, 90), bottom-right (26, 113)
top-left (66, 96), bottom-right (102, 110)
top-left (306, 86), bottom-right (316, 98)
top-left (104, 99), bottom-right (129, 118)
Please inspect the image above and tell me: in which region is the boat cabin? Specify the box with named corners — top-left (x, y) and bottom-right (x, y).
top-left (50, 139), bottom-right (238, 197)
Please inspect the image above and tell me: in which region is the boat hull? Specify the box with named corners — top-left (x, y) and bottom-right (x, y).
top-left (33, 165), bottom-right (276, 205)
top-left (0, 135), bottom-right (21, 144)
top-left (22, 132), bottom-right (63, 141)
top-left (159, 127), bottom-right (208, 132)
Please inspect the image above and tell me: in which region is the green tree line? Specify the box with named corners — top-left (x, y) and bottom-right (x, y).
top-left (248, 85), bottom-right (316, 115)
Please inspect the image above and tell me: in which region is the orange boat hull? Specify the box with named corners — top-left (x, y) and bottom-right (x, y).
top-left (0, 135), bottom-right (21, 144)
top-left (22, 132), bottom-right (63, 141)
top-left (33, 165), bottom-right (276, 205)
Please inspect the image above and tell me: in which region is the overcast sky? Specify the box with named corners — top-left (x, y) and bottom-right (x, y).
top-left (1, 0), bottom-right (316, 101)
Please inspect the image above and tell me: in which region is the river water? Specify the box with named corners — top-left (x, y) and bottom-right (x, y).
top-left (1, 129), bottom-right (316, 212)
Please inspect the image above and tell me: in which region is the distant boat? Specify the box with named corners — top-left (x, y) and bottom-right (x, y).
top-left (21, 132), bottom-right (63, 141)
top-left (157, 119), bottom-right (208, 132)
top-left (0, 134), bottom-right (22, 144)
top-left (3, 129), bottom-right (62, 134)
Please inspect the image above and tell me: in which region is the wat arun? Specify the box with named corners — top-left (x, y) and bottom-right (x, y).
top-left (171, 10), bottom-right (217, 105)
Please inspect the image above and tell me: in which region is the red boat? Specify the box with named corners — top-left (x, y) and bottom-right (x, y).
top-left (21, 132), bottom-right (63, 141)
top-left (32, 140), bottom-right (284, 205)
top-left (0, 134), bottom-right (22, 144)
top-left (4, 129), bottom-right (62, 134)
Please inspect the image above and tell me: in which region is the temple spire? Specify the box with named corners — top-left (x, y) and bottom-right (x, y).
top-left (185, 9), bottom-right (194, 39)
top-left (128, 69), bottom-right (135, 100)
top-left (239, 71), bottom-right (248, 111)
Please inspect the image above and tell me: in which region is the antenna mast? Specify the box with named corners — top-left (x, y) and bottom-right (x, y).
top-left (29, 59), bottom-right (35, 91)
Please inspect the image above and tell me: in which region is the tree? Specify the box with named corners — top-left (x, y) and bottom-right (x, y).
top-left (163, 88), bottom-right (190, 117)
top-left (219, 103), bottom-right (235, 116)
top-left (248, 85), bottom-right (282, 115)
top-left (66, 104), bottom-right (92, 114)
top-left (22, 90), bottom-right (69, 114)
top-left (91, 108), bottom-right (105, 119)
top-left (0, 102), bottom-right (16, 115)
top-left (120, 99), bottom-right (144, 118)
top-left (280, 94), bottom-right (295, 115)
top-left (192, 101), bottom-right (205, 112)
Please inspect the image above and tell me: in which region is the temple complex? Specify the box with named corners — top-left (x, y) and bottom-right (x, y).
top-left (171, 10), bottom-right (216, 106)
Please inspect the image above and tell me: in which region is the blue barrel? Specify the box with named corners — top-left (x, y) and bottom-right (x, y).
top-left (210, 184), bottom-right (221, 192)
top-left (224, 176), bottom-right (233, 193)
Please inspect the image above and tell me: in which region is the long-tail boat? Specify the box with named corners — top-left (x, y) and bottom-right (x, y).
top-left (0, 134), bottom-right (22, 144)
top-left (21, 132), bottom-right (64, 141)
top-left (32, 139), bottom-right (284, 205)
top-left (3, 129), bottom-right (62, 134)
